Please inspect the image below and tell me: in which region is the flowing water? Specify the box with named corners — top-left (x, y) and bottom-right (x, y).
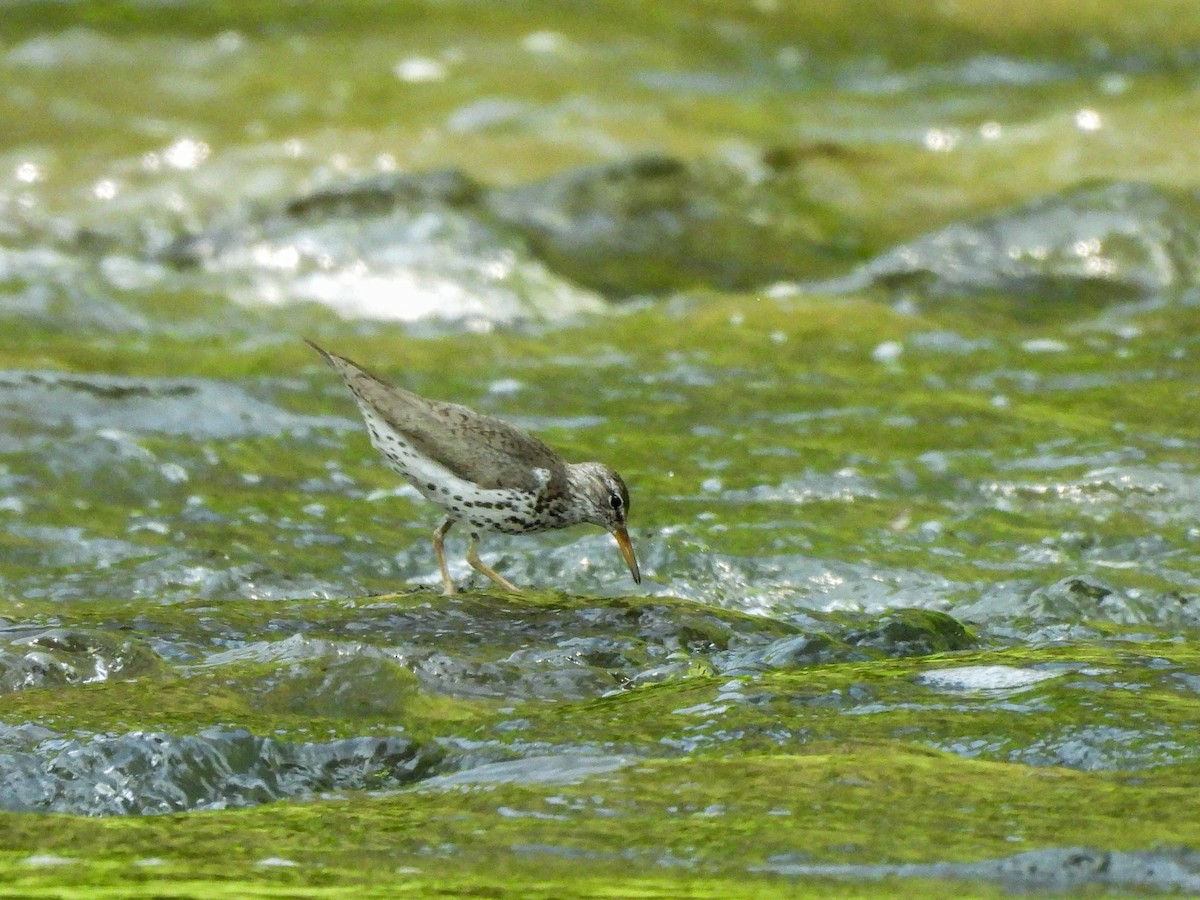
top-left (2, 2), bottom-right (1200, 896)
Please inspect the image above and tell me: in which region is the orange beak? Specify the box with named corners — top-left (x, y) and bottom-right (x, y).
top-left (611, 526), bottom-right (641, 585)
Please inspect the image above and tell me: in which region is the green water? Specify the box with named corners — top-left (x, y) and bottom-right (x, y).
top-left (2, 1), bottom-right (1200, 896)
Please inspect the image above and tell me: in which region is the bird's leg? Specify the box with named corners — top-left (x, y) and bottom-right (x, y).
top-left (433, 518), bottom-right (457, 595)
top-left (466, 533), bottom-right (520, 592)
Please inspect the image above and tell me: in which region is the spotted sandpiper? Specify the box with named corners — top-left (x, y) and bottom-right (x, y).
top-left (307, 340), bottom-right (640, 594)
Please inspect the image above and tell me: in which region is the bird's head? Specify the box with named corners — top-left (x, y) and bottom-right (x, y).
top-left (567, 462), bottom-right (641, 585)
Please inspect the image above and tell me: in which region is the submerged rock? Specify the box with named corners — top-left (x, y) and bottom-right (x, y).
top-left (488, 152), bottom-right (852, 295)
top-left (0, 628), bottom-right (163, 694)
top-left (841, 609), bottom-right (976, 657)
top-left (0, 727), bottom-right (438, 816)
top-left (157, 166), bottom-right (604, 325)
top-left (0, 370), bottom-right (345, 442)
top-left (722, 609), bottom-right (976, 673)
top-left (957, 575), bottom-right (1200, 629)
top-left (282, 169), bottom-right (484, 223)
top-left (822, 181), bottom-right (1200, 304)
top-left (162, 169), bottom-right (487, 267)
top-left (157, 151), bottom-right (854, 321)
top-left (756, 846), bottom-right (1200, 893)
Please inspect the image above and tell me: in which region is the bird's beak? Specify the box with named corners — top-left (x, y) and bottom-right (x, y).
top-left (611, 526), bottom-right (641, 585)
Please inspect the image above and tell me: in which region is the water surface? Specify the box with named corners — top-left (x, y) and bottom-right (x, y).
top-left (2, 1), bottom-right (1200, 895)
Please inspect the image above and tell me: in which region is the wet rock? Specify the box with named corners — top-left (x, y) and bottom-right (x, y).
top-left (0, 727), bottom-right (439, 815)
top-left (156, 167), bottom-right (602, 325)
top-left (283, 169), bottom-right (484, 221)
top-left (575, 598), bottom-right (779, 655)
top-left (17, 429), bottom-right (195, 506)
top-left (0, 370), bottom-right (346, 442)
top-left (756, 847), bottom-right (1200, 893)
top-left (722, 609), bottom-right (975, 673)
top-left (162, 170), bottom-right (486, 267)
top-left (0, 628), bottom-right (163, 694)
top-left (740, 633), bottom-right (869, 670)
top-left (420, 753), bottom-right (631, 789)
top-left (841, 609), bottom-right (976, 657)
top-left (917, 665), bottom-right (1060, 695)
top-left (627, 657), bottom-right (716, 688)
top-left (1, 525), bottom-right (158, 578)
top-left (0, 247), bottom-right (151, 334)
top-left (1014, 724), bottom-right (1192, 771)
top-left (215, 595), bottom-right (794, 703)
top-left (161, 152), bottom-right (853, 314)
top-left (957, 575), bottom-right (1200, 628)
top-left (488, 153), bottom-right (850, 296)
top-left (406, 643), bottom-right (640, 702)
top-left (252, 654), bottom-right (425, 721)
top-left (0, 722), bottom-right (59, 749)
top-left (826, 181), bottom-right (1200, 304)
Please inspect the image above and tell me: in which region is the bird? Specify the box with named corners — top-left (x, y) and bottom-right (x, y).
top-left (306, 339), bottom-right (640, 594)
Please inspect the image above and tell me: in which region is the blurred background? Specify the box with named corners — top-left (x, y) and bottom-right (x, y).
top-left (2, 1), bottom-right (1200, 892)
top-left (3, 0), bottom-right (1198, 607)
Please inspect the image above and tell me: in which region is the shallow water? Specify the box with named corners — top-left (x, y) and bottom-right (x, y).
top-left (2, 1), bottom-right (1200, 895)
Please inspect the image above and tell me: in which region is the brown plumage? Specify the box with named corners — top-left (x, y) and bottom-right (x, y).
top-left (307, 339), bottom-right (640, 593)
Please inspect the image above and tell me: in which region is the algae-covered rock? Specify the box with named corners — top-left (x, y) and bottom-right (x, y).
top-left (957, 575), bottom-right (1200, 628)
top-left (827, 181), bottom-right (1200, 305)
top-left (488, 153), bottom-right (855, 295)
top-left (723, 609), bottom-right (976, 672)
top-left (0, 628), bottom-right (163, 694)
top-left (161, 152), bottom-right (856, 309)
top-left (252, 653), bottom-right (426, 721)
top-left (757, 846), bottom-right (1200, 893)
top-left (748, 632), bottom-right (869, 669)
top-left (0, 726), bottom-right (438, 815)
top-left (157, 167), bottom-right (604, 325)
top-left (487, 152), bottom-right (854, 296)
top-left (842, 609), bottom-right (977, 657)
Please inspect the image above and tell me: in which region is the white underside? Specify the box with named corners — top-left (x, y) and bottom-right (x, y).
top-left (359, 405), bottom-right (548, 533)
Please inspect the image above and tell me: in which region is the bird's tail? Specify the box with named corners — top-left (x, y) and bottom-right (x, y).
top-left (303, 337), bottom-right (337, 366)
top-left (304, 338), bottom-right (395, 394)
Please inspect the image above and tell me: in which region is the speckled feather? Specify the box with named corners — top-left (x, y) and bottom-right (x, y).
top-left (307, 338), bottom-right (640, 591)
top-left (306, 340), bottom-right (569, 497)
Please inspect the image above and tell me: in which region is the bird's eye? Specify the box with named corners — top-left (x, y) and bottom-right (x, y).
top-left (609, 492), bottom-right (623, 510)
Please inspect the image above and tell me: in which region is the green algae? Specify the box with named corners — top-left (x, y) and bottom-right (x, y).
top-left (0, 745), bottom-right (1195, 897)
top-left (4, 1), bottom-right (1200, 895)
top-left (0, 591), bottom-right (794, 741)
top-left (4, 293), bottom-right (1199, 607)
top-left (9, 0), bottom-right (1200, 247)
top-left (492, 641), bottom-right (1200, 765)
top-left (6, 590), bottom-right (1199, 768)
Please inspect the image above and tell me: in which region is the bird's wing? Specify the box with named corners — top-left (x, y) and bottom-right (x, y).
top-left (307, 340), bottom-right (568, 494)
top-left (416, 398), bottom-right (568, 494)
